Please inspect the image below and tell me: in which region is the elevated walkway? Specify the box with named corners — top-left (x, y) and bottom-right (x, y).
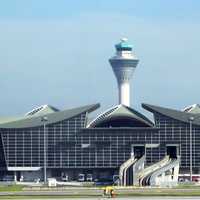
top-left (119, 155), bottom-right (145, 186)
top-left (119, 156), bottom-right (137, 186)
top-left (138, 156), bottom-right (169, 186)
top-left (119, 152), bottom-right (180, 187)
top-left (138, 156), bottom-right (180, 187)
top-left (132, 155), bottom-right (146, 185)
top-left (149, 157), bottom-right (180, 187)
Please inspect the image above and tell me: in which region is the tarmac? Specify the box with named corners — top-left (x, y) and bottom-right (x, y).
top-left (0, 197), bottom-right (200, 200)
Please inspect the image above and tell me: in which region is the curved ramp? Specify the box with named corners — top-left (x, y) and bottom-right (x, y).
top-left (149, 157), bottom-right (180, 187)
top-left (119, 155), bottom-right (146, 186)
top-left (138, 156), bottom-right (169, 186)
top-left (119, 156), bottom-right (137, 186)
top-left (143, 158), bottom-right (172, 186)
top-left (132, 155), bottom-right (146, 185)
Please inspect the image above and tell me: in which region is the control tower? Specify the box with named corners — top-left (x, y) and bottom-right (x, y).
top-left (109, 38), bottom-right (139, 107)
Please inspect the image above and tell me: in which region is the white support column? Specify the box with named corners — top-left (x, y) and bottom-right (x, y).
top-left (14, 171), bottom-right (17, 182)
top-left (119, 82), bottom-right (130, 107)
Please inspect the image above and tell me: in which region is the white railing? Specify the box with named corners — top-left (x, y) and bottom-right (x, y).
top-left (119, 156), bottom-right (137, 186)
top-left (138, 156), bottom-right (169, 186)
top-left (149, 157), bottom-right (180, 186)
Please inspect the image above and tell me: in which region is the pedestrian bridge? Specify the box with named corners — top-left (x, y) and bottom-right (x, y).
top-left (119, 155), bottom-right (180, 187)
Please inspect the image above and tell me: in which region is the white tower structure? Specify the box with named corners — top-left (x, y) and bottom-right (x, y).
top-left (109, 38), bottom-right (139, 107)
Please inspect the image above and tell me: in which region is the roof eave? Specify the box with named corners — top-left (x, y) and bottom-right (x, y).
top-left (0, 103), bottom-right (100, 129)
top-left (142, 103), bottom-right (200, 126)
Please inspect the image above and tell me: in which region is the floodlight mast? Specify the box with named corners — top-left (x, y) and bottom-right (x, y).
top-left (109, 38), bottom-right (139, 107)
top-left (41, 116), bottom-right (48, 185)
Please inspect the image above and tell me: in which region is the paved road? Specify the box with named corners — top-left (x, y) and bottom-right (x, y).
top-left (0, 197), bottom-right (200, 200)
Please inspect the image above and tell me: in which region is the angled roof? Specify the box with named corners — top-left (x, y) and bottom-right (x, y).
top-left (142, 103), bottom-right (200, 126)
top-left (0, 105), bottom-right (60, 125)
top-left (0, 104), bottom-right (100, 129)
top-left (182, 104), bottom-right (200, 114)
top-left (25, 105), bottom-right (59, 117)
top-left (87, 104), bottom-right (153, 128)
top-left (0, 117), bottom-right (20, 125)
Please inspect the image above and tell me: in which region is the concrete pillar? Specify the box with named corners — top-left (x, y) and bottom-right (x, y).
top-left (14, 171), bottom-right (17, 182)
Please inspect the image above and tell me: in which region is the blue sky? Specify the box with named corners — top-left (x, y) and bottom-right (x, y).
top-left (0, 0), bottom-right (200, 20)
top-left (0, 0), bottom-right (200, 117)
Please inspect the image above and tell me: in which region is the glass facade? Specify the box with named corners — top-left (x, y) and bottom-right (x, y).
top-left (80, 128), bottom-right (157, 168)
top-left (0, 134), bottom-right (6, 168)
top-left (154, 112), bottom-right (200, 168)
top-left (0, 106), bottom-right (200, 175)
top-left (1, 113), bottom-right (86, 168)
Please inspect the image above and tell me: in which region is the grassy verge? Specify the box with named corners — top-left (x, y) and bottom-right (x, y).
top-left (1, 185), bottom-right (200, 198)
top-left (0, 185), bottom-right (24, 192)
top-left (121, 191), bottom-right (200, 196)
top-left (175, 183), bottom-right (200, 189)
top-left (0, 195), bottom-right (98, 199)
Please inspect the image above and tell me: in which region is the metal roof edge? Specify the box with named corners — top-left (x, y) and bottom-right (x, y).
top-left (142, 103), bottom-right (200, 126)
top-left (82, 127), bottom-right (159, 131)
top-left (124, 105), bottom-right (154, 127)
top-left (0, 103), bottom-right (100, 129)
top-left (88, 104), bottom-right (154, 128)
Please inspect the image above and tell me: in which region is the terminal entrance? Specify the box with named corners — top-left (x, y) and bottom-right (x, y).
top-left (132, 145), bottom-right (145, 159)
top-left (166, 145), bottom-right (179, 159)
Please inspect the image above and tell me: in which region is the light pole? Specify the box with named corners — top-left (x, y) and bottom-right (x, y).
top-left (41, 116), bottom-right (48, 185)
top-left (189, 116), bottom-right (194, 182)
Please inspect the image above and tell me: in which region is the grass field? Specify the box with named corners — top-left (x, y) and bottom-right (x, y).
top-left (0, 185), bottom-right (24, 192)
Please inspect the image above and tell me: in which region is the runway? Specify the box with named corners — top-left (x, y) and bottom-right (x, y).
top-left (0, 197), bottom-right (200, 200)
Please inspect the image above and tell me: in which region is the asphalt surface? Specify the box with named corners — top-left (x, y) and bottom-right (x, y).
top-left (0, 197), bottom-right (200, 200)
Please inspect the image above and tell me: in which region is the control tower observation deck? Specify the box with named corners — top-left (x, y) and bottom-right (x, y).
top-left (109, 38), bottom-right (139, 107)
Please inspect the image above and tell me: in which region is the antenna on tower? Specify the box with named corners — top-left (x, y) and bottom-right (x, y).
top-left (121, 38), bottom-right (128, 42)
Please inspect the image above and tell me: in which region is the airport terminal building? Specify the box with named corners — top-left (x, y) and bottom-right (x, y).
top-left (0, 102), bottom-right (200, 181)
top-left (0, 39), bottom-right (200, 183)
